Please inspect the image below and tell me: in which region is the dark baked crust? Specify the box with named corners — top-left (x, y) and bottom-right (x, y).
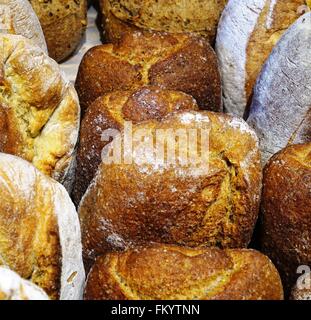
top-left (84, 244), bottom-right (283, 300)
top-left (261, 143), bottom-right (311, 294)
top-left (72, 86), bottom-right (198, 205)
top-left (75, 31), bottom-right (222, 114)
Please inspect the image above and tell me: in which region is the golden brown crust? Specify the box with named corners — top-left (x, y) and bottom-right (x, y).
top-left (79, 110), bottom-right (262, 264)
top-left (261, 143), bottom-right (311, 295)
top-left (84, 244), bottom-right (283, 300)
top-left (75, 31), bottom-right (222, 114)
top-left (100, 0), bottom-right (227, 44)
top-left (72, 86), bottom-right (199, 205)
top-left (29, 0), bottom-right (87, 62)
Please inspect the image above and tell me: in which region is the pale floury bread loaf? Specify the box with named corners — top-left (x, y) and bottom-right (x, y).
top-left (0, 267), bottom-right (49, 300)
top-left (0, 34), bottom-right (80, 190)
top-left (247, 13), bottom-right (311, 164)
top-left (216, 0), bottom-right (310, 117)
top-left (0, 153), bottom-right (85, 300)
top-left (0, 0), bottom-right (47, 51)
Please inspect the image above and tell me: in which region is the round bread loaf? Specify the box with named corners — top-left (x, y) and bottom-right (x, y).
top-left (0, 267), bottom-right (49, 300)
top-left (84, 244), bottom-right (283, 300)
top-left (0, 0), bottom-right (47, 52)
top-left (216, 0), bottom-right (310, 117)
top-left (247, 13), bottom-right (311, 164)
top-left (0, 153), bottom-right (85, 300)
top-left (72, 86), bottom-right (199, 206)
top-left (100, 0), bottom-right (227, 44)
top-left (79, 110), bottom-right (262, 265)
top-left (29, 0), bottom-right (87, 62)
top-left (0, 34), bottom-right (80, 190)
top-left (260, 143), bottom-right (311, 294)
top-left (75, 31), bottom-right (222, 114)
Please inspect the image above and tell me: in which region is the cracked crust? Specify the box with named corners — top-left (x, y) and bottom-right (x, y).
top-left (84, 244), bottom-right (283, 300)
top-left (247, 13), bottom-right (311, 164)
top-left (0, 34), bottom-right (80, 190)
top-left (79, 110), bottom-right (262, 265)
top-left (75, 31), bottom-right (222, 114)
top-left (0, 153), bottom-right (85, 300)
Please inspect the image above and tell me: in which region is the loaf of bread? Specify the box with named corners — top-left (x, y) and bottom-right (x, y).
top-left (0, 0), bottom-right (47, 51)
top-left (247, 13), bottom-right (311, 164)
top-left (72, 86), bottom-right (199, 206)
top-left (84, 244), bottom-right (283, 300)
top-left (0, 34), bottom-right (80, 190)
top-left (0, 153), bottom-right (85, 300)
top-left (0, 267), bottom-right (49, 300)
top-left (75, 31), bottom-right (222, 114)
top-left (260, 143), bottom-right (311, 294)
top-left (29, 0), bottom-right (87, 62)
top-left (216, 0), bottom-right (310, 116)
top-left (79, 110), bottom-right (262, 265)
top-left (100, 0), bottom-right (227, 44)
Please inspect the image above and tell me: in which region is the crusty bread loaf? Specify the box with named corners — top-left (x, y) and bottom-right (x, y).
top-left (0, 267), bottom-right (49, 300)
top-left (0, 153), bottom-right (85, 300)
top-left (216, 0), bottom-right (310, 117)
top-left (0, 0), bottom-right (47, 51)
top-left (72, 86), bottom-right (199, 206)
top-left (247, 13), bottom-right (311, 164)
top-left (79, 110), bottom-right (262, 265)
top-left (260, 143), bottom-right (311, 294)
top-left (75, 31), bottom-right (222, 114)
top-left (100, 0), bottom-right (227, 44)
top-left (29, 0), bottom-right (87, 62)
top-left (0, 34), bottom-right (80, 190)
top-left (84, 244), bottom-right (283, 300)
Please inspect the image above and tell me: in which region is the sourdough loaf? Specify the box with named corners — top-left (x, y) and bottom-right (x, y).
top-left (260, 143), bottom-right (311, 294)
top-left (0, 267), bottom-right (49, 300)
top-left (72, 86), bottom-right (199, 206)
top-left (247, 13), bottom-right (311, 164)
top-left (75, 31), bottom-right (222, 114)
top-left (0, 0), bottom-right (47, 51)
top-left (79, 110), bottom-right (262, 265)
top-left (84, 244), bottom-right (283, 300)
top-left (0, 153), bottom-right (85, 300)
top-left (216, 0), bottom-right (310, 117)
top-left (100, 0), bottom-right (227, 44)
top-left (0, 34), bottom-right (80, 190)
top-left (29, 0), bottom-right (87, 62)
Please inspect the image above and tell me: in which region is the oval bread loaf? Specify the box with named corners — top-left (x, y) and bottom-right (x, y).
top-left (0, 153), bottom-right (85, 300)
top-left (0, 34), bottom-right (80, 190)
top-left (247, 13), bottom-right (311, 164)
top-left (216, 0), bottom-right (310, 117)
top-left (260, 143), bottom-right (311, 295)
top-left (84, 244), bottom-right (283, 300)
top-left (79, 110), bottom-right (262, 265)
top-left (0, 0), bottom-right (47, 51)
top-left (100, 0), bottom-right (227, 44)
top-left (0, 267), bottom-right (49, 300)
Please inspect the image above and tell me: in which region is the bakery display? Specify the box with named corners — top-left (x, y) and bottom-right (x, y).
top-left (0, 267), bottom-right (49, 300)
top-left (100, 0), bottom-right (227, 44)
top-left (72, 86), bottom-right (199, 206)
top-left (75, 31), bottom-right (222, 114)
top-left (0, 153), bottom-right (85, 300)
top-left (29, 0), bottom-right (87, 62)
top-left (84, 244), bottom-right (283, 300)
top-left (79, 110), bottom-right (262, 264)
top-left (0, 34), bottom-right (80, 190)
top-left (216, 0), bottom-right (310, 117)
top-left (247, 13), bottom-right (311, 164)
top-left (260, 143), bottom-right (311, 294)
top-left (0, 0), bottom-right (47, 51)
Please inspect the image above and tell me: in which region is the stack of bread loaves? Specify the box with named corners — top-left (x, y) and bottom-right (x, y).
top-left (1, 0), bottom-right (311, 301)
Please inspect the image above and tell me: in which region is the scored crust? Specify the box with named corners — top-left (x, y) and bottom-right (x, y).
top-left (0, 153), bottom-right (85, 300)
